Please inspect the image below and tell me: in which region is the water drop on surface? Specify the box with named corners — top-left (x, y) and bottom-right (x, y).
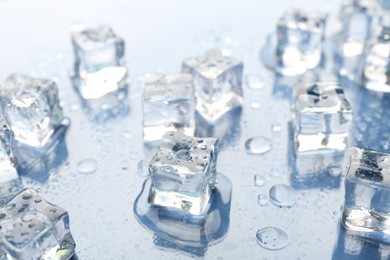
top-left (246, 75), bottom-right (265, 90)
top-left (257, 194), bottom-right (268, 206)
top-left (269, 184), bottom-right (296, 207)
top-left (176, 149), bottom-right (191, 160)
top-left (250, 102), bottom-right (261, 109)
top-left (256, 227), bottom-right (289, 250)
top-left (77, 159), bottom-right (98, 174)
top-left (245, 137), bottom-right (272, 155)
top-left (272, 123), bottom-right (282, 132)
top-left (254, 175), bottom-right (265, 187)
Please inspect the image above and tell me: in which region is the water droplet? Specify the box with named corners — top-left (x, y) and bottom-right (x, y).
top-left (257, 194), bottom-right (268, 206)
top-left (5, 203), bottom-right (16, 211)
top-left (176, 149), bottom-right (191, 160)
top-left (269, 184), bottom-right (296, 207)
top-left (22, 194), bottom-right (32, 200)
top-left (272, 124), bottom-right (282, 132)
top-left (256, 227), bottom-right (289, 250)
top-left (200, 145), bottom-right (207, 150)
top-left (77, 159), bottom-right (98, 174)
top-left (245, 137), bottom-right (272, 155)
top-left (254, 175), bottom-right (265, 187)
top-left (246, 75), bottom-right (265, 90)
top-left (166, 155), bottom-right (173, 160)
top-left (250, 102), bottom-right (261, 109)
top-left (328, 165), bottom-right (342, 177)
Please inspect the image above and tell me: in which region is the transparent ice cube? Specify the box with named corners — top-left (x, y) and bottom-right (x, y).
top-left (148, 131), bottom-right (218, 215)
top-left (276, 9), bottom-right (327, 76)
top-left (142, 73), bottom-right (195, 141)
top-left (0, 74), bottom-right (67, 148)
top-left (182, 49), bottom-right (243, 122)
top-left (0, 189), bottom-right (75, 259)
top-left (338, 0), bottom-right (380, 57)
top-left (363, 38), bottom-right (390, 93)
top-left (342, 147), bottom-right (390, 240)
top-left (291, 82), bottom-right (353, 152)
top-left (71, 25), bottom-right (127, 99)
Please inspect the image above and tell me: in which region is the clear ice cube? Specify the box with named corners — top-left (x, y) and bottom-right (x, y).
top-left (182, 49), bottom-right (243, 122)
top-left (0, 74), bottom-right (67, 148)
top-left (0, 189), bottom-right (75, 259)
top-left (363, 29), bottom-right (390, 92)
top-left (276, 9), bottom-right (327, 76)
top-left (342, 147), bottom-right (390, 238)
top-left (142, 73), bottom-right (195, 141)
top-left (338, 0), bottom-right (380, 57)
top-left (148, 131), bottom-right (218, 215)
top-left (291, 82), bottom-right (353, 152)
top-left (71, 25), bottom-right (127, 99)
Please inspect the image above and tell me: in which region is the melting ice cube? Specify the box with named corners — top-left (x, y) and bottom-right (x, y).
top-left (71, 25), bottom-right (127, 99)
top-left (0, 189), bottom-right (75, 259)
top-left (276, 9), bottom-right (327, 76)
top-left (148, 131), bottom-right (218, 215)
top-left (291, 82), bottom-right (353, 152)
top-left (182, 49), bottom-right (243, 122)
top-left (0, 74), bottom-right (68, 148)
top-left (342, 147), bottom-right (390, 240)
top-left (142, 73), bottom-right (195, 141)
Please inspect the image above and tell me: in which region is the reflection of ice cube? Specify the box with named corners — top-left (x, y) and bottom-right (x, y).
top-left (142, 73), bottom-right (195, 141)
top-left (0, 189), bottom-right (76, 259)
top-left (342, 147), bottom-right (390, 241)
top-left (0, 74), bottom-right (67, 148)
top-left (148, 132), bottom-right (218, 215)
top-left (276, 9), bottom-right (327, 76)
top-left (182, 49), bottom-right (243, 122)
top-left (291, 82), bottom-right (353, 152)
top-left (338, 0), bottom-right (380, 57)
top-left (363, 41), bottom-right (390, 93)
top-left (71, 25), bottom-right (127, 99)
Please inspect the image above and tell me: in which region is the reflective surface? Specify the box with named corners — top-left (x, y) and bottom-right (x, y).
top-left (0, 0), bottom-right (389, 259)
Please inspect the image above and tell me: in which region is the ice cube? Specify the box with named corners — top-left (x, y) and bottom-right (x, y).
top-left (338, 0), bottom-right (380, 57)
top-left (142, 73), bottom-right (195, 141)
top-left (71, 25), bottom-right (127, 99)
top-left (291, 82), bottom-right (353, 152)
top-left (342, 147), bottom-right (390, 240)
top-left (182, 49), bottom-right (243, 121)
top-left (276, 9), bottom-right (327, 76)
top-left (0, 74), bottom-right (68, 148)
top-left (362, 24), bottom-right (390, 92)
top-left (0, 189), bottom-right (75, 259)
top-left (148, 131), bottom-right (218, 215)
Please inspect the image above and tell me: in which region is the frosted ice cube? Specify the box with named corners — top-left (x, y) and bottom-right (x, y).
top-left (342, 147), bottom-right (390, 239)
top-left (276, 9), bottom-right (327, 76)
top-left (0, 189), bottom-right (75, 259)
top-left (71, 25), bottom-right (127, 99)
top-left (0, 74), bottom-right (67, 148)
top-left (338, 0), bottom-right (380, 57)
top-left (291, 82), bottom-right (353, 152)
top-left (148, 131), bottom-right (218, 215)
top-left (142, 73), bottom-right (195, 141)
top-left (182, 49), bottom-right (243, 121)
top-left (363, 27), bottom-right (390, 92)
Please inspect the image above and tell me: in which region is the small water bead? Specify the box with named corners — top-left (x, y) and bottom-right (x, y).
top-left (166, 155), bottom-right (173, 160)
top-left (22, 194), bottom-right (32, 200)
top-left (272, 124), bottom-right (282, 132)
top-left (269, 184), bottom-right (296, 207)
top-left (176, 149), bottom-right (191, 160)
top-left (250, 102), bottom-right (261, 109)
top-left (257, 194), bottom-right (268, 206)
top-left (77, 159), bottom-right (98, 174)
top-left (200, 145), bottom-right (207, 150)
top-left (246, 74), bottom-right (265, 90)
top-left (254, 175), bottom-right (265, 187)
top-left (245, 137), bottom-right (272, 155)
top-left (256, 227), bottom-right (289, 250)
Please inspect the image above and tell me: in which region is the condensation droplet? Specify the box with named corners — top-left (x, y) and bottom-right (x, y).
top-left (256, 227), bottom-right (289, 250)
top-left (77, 159), bottom-right (98, 174)
top-left (254, 175), bottom-right (265, 187)
top-left (257, 194), bottom-right (268, 206)
top-left (269, 184), bottom-right (296, 207)
top-left (245, 137), bottom-right (272, 155)
top-left (250, 102), bottom-right (261, 109)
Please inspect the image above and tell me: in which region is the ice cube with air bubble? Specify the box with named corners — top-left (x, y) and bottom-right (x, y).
top-left (182, 49), bottom-right (243, 122)
top-left (0, 74), bottom-right (68, 148)
top-left (276, 9), bottom-right (327, 76)
top-left (291, 82), bottom-right (353, 152)
top-left (142, 73), bottom-right (195, 141)
top-left (337, 0), bottom-right (380, 57)
top-left (342, 147), bottom-right (390, 241)
top-left (71, 25), bottom-right (127, 99)
top-left (148, 131), bottom-right (218, 215)
top-left (0, 189), bottom-right (75, 259)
